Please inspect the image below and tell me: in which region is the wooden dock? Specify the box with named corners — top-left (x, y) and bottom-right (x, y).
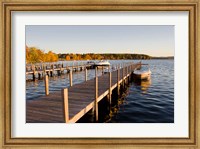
top-left (26, 62), bottom-right (141, 123)
top-left (26, 62), bottom-right (94, 81)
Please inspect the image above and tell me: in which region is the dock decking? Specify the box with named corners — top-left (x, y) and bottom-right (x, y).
top-left (26, 62), bottom-right (141, 123)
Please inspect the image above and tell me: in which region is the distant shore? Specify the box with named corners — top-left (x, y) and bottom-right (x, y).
top-left (26, 46), bottom-right (173, 63)
top-left (151, 56), bottom-right (174, 59)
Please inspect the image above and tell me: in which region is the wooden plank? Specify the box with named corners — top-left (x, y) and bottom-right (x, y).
top-left (69, 92), bottom-right (94, 98)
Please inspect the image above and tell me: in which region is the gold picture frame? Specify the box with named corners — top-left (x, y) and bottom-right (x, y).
top-left (0, 0), bottom-right (199, 148)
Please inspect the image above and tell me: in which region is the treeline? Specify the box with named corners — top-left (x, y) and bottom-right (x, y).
top-left (26, 46), bottom-right (152, 63)
top-left (26, 46), bottom-right (58, 63)
top-left (58, 53), bottom-right (151, 61)
top-left (151, 56), bottom-right (174, 59)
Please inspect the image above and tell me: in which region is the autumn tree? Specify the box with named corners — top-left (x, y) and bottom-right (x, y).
top-left (28, 47), bottom-right (41, 63)
top-left (85, 54), bottom-right (92, 60)
top-left (66, 55), bottom-right (71, 60)
top-left (26, 46), bottom-right (58, 63)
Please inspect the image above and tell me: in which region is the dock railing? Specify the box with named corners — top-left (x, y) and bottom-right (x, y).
top-left (60, 62), bottom-right (140, 123)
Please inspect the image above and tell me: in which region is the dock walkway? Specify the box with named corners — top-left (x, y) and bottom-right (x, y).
top-left (26, 62), bottom-right (141, 123)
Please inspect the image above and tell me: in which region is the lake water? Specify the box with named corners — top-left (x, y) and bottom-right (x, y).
top-left (26, 59), bottom-right (174, 123)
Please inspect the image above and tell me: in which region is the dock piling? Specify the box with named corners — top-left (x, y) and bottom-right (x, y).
top-left (38, 73), bottom-right (41, 80)
top-left (109, 68), bottom-right (112, 106)
top-left (85, 68), bottom-right (87, 81)
top-left (126, 65), bottom-right (128, 84)
top-left (32, 65), bottom-right (36, 81)
top-left (123, 65), bottom-right (125, 88)
top-left (45, 75), bottom-right (49, 95)
top-left (50, 71), bottom-right (53, 77)
top-left (32, 71), bottom-right (35, 81)
top-left (52, 64), bottom-right (54, 76)
top-left (95, 67), bottom-right (98, 122)
top-left (117, 67), bottom-right (120, 96)
top-left (69, 69), bottom-right (73, 87)
top-left (62, 88), bottom-right (69, 123)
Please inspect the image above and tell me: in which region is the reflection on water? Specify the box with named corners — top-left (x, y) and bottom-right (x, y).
top-left (133, 79), bottom-right (151, 93)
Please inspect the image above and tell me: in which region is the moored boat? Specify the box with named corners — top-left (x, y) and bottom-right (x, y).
top-left (133, 65), bottom-right (151, 80)
top-left (94, 60), bottom-right (110, 66)
top-left (86, 60), bottom-right (95, 65)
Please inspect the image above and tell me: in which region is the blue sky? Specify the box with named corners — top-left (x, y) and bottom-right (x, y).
top-left (26, 25), bottom-right (174, 57)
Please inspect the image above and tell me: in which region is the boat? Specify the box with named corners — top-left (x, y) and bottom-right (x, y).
top-left (86, 60), bottom-right (95, 65)
top-left (102, 67), bottom-right (110, 74)
top-left (94, 60), bottom-right (110, 66)
top-left (133, 65), bottom-right (151, 80)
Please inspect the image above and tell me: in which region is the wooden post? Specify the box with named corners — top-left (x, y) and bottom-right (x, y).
top-left (95, 67), bottom-right (98, 122)
top-left (32, 73), bottom-right (35, 81)
top-left (57, 70), bottom-right (60, 76)
top-left (123, 64), bottom-right (126, 78)
top-left (122, 64), bottom-right (123, 79)
top-left (126, 65), bottom-right (128, 84)
top-left (69, 69), bottom-right (73, 87)
top-left (124, 65), bottom-right (126, 85)
top-left (45, 75), bottom-right (49, 95)
top-left (129, 65), bottom-right (131, 81)
top-left (85, 68), bottom-right (87, 81)
top-left (130, 65), bottom-right (131, 81)
top-left (38, 73), bottom-right (41, 80)
top-left (123, 64), bottom-right (126, 88)
top-left (109, 68), bottom-right (112, 105)
top-left (52, 64), bottom-right (54, 76)
top-left (50, 71), bottom-right (53, 77)
top-left (131, 64), bottom-right (133, 81)
top-left (124, 64), bottom-right (127, 85)
top-left (117, 67), bottom-right (120, 96)
top-left (43, 64), bottom-right (46, 75)
top-left (62, 88), bottom-right (69, 123)
top-left (32, 65), bottom-right (35, 81)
